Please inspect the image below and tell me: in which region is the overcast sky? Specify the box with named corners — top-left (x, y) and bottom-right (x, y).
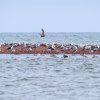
top-left (0, 0), bottom-right (100, 32)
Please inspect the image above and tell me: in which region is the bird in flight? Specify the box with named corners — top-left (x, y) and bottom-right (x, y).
top-left (40, 28), bottom-right (45, 37)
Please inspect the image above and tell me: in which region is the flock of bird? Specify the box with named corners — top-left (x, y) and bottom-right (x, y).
top-left (0, 29), bottom-right (100, 58)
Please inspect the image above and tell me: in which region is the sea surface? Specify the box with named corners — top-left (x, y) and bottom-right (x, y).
top-left (0, 32), bottom-right (100, 45)
top-left (0, 32), bottom-right (100, 100)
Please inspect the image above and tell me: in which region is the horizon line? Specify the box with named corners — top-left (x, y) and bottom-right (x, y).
top-left (0, 31), bottom-right (100, 33)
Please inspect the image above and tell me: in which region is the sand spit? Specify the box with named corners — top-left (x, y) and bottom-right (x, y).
top-left (0, 43), bottom-right (100, 54)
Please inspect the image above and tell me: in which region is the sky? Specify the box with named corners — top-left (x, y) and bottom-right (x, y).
top-left (0, 0), bottom-right (100, 32)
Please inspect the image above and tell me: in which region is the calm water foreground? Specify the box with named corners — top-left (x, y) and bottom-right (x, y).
top-left (0, 54), bottom-right (100, 100)
top-left (0, 32), bottom-right (100, 100)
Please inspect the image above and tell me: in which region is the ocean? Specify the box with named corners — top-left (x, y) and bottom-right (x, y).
top-left (0, 32), bottom-right (100, 45)
top-left (0, 32), bottom-right (100, 100)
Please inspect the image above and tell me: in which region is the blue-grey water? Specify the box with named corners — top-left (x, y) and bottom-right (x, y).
top-left (0, 32), bottom-right (100, 100)
top-left (0, 32), bottom-right (100, 45)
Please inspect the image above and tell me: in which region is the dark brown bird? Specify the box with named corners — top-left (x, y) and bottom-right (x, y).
top-left (40, 28), bottom-right (45, 37)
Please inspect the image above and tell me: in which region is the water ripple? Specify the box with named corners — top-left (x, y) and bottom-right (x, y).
top-left (0, 54), bottom-right (100, 100)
